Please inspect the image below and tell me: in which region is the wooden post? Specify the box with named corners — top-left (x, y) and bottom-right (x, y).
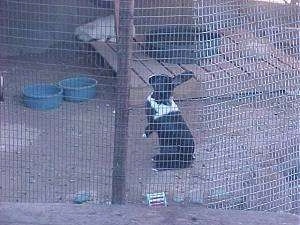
top-left (0, 71), bottom-right (7, 103)
top-left (114, 0), bottom-right (120, 37)
top-left (111, 0), bottom-right (134, 204)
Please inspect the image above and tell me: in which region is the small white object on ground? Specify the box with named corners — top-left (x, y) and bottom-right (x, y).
top-left (146, 192), bottom-right (167, 207)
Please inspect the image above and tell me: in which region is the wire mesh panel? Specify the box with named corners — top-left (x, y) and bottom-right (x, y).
top-left (0, 0), bottom-right (299, 215)
top-left (130, 0), bottom-right (299, 214)
top-left (0, 0), bottom-right (119, 203)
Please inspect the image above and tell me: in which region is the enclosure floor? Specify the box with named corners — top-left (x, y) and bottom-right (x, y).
top-left (0, 203), bottom-right (299, 225)
top-left (0, 59), bottom-right (116, 203)
top-left (127, 96), bottom-right (299, 212)
top-left (0, 58), bottom-right (299, 213)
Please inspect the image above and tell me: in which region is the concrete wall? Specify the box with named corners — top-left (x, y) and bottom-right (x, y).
top-left (0, 0), bottom-right (109, 57)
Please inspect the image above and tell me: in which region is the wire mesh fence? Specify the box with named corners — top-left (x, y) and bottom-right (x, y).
top-left (0, 0), bottom-right (117, 204)
top-left (0, 0), bottom-right (299, 214)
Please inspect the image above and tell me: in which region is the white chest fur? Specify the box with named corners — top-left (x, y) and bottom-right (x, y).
top-left (147, 95), bottom-right (179, 119)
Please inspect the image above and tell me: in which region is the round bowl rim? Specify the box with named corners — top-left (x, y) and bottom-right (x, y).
top-left (22, 83), bottom-right (63, 99)
top-left (58, 76), bottom-right (98, 90)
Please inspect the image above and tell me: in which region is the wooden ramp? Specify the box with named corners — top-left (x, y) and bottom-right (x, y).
top-left (91, 40), bottom-right (206, 106)
top-left (91, 29), bottom-right (299, 107)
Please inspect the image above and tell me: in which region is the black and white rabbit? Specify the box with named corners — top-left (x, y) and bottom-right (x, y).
top-left (143, 70), bottom-right (195, 171)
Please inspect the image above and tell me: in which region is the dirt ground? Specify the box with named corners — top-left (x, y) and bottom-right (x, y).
top-left (0, 57), bottom-right (116, 204)
top-left (0, 51), bottom-right (299, 213)
top-left (0, 203), bottom-right (299, 225)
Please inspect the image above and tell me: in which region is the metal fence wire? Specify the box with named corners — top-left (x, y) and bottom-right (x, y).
top-left (0, 0), bottom-right (299, 214)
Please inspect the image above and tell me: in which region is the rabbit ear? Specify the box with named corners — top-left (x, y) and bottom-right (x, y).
top-left (149, 74), bottom-right (172, 87)
top-left (172, 70), bottom-right (194, 87)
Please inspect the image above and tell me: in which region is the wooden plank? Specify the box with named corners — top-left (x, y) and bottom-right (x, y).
top-left (171, 77), bottom-right (206, 100)
top-left (200, 59), bottom-right (244, 97)
top-left (134, 61), bottom-right (209, 100)
top-left (110, 40), bottom-right (173, 79)
top-left (237, 62), bottom-right (287, 92)
top-left (135, 56), bottom-right (172, 77)
top-left (219, 31), bottom-right (297, 92)
top-left (130, 69), bottom-right (147, 88)
top-left (219, 35), bottom-right (243, 66)
top-left (91, 40), bottom-right (211, 104)
top-left (173, 78), bottom-right (207, 100)
top-left (241, 61), bottom-right (286, 92)
top-left (140, 60), bottom-right (207, 100)
top-left (105, 41), bottom-right (186, 101)
top-left (91, 41), bottom-right (148, 89)
top-left (131, 39), bottom-right (173, 77)
top-left (130, 60), bottom-right (154, 84)
top-left (222, 26), bottom-right (299, 96)
top-left (161, 62), bottom-right (184, 76)
top-left (91, 41), bottom-right (118, 71)
top-left (180, 64), bottom-right (237, 99)
top-left (104, 41), bottom-right (157, 84)
top-left (276, 53), bottom-right (300, 70)
top-left (210, 55), bottom-right (244, 75)
top-left (219, 31), bottom-right (287, 74)
top-left (129, 85), bottom-right (151, 107)
top-left (201, 58), bottom-right (228, 81)
top-left (181, 64), bottom-right (212, 82)
top-left (208, 55), bottom-right (259, 94)
top-left (212, 57), bottom-right (259, 93)
top-left (226, 28), bottom-right (300, 70)
top-left (266, 57), bottom-right (295, 72)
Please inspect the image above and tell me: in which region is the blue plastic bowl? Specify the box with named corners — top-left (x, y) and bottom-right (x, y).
top-left (23, 84), bottom-right (63, 110)
top-left (58, 76), bottom-right (97, 102)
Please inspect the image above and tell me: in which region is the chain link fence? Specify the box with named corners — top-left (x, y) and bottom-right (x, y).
top-left (0, 0), bottom-right (299, 214)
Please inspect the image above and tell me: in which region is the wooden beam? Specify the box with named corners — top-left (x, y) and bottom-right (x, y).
top-left (112, 0), bottom-right (134, 205)
top-left (114, 0), bottom-right (120, 38)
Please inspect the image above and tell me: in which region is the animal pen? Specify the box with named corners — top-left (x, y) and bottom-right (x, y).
top-left (0, 0), bottom-right (299, 214)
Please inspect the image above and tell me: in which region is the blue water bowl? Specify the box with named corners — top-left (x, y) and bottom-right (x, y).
top-left (22, 84), bottom-right (63, 110)
top-left (58, 76), bottom-right (97, 102)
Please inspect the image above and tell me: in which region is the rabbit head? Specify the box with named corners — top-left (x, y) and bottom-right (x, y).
top-left (148, 70), bottom-right (194, 101)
